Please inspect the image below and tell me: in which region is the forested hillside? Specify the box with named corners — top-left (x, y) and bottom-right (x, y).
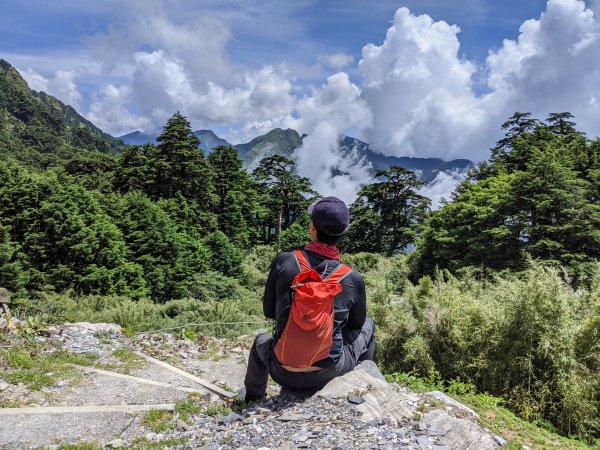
top-left (0, 60), bottom-right (598, 444)
top-left (0, 60), bottom-right (122, 167)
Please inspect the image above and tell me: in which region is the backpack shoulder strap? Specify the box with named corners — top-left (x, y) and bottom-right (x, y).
top-left (325, 263), bottom-right (352, 283)
top-left (293, 250), bottom-right (311, 273)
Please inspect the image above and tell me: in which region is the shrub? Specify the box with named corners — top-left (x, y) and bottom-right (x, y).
top-left (370, 262), bottom-right (599, 442)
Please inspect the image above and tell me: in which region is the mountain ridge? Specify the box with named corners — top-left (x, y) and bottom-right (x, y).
top-left (121, 127), bottom-right (473, 181)
top-left (0, 59), bottom-right (122, 158)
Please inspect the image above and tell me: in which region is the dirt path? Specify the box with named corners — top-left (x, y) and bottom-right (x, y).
top-left (0, 323), bottom-right (254, 449)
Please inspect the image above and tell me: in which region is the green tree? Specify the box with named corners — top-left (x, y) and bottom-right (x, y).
top-left (113, 144), bottom-right (157, 193)
top-left (0, 223), bottom-right (27, 295)
top-left (203, 231), bottom-right (245, 279)
top-left (110, 191), bottom-right (210, 302)
top-left (252, 155), bottom-right (317, 243)
top-left (414, 112), bottom-right (600, 280)
top-left (345, 166), bottom-right (430, 256)
top-left (207, 146), bottom-right (262, 246)
top-left (0, 163), bottom-right (147, 296)
top-left (151, 112), bottom-right (215, 211)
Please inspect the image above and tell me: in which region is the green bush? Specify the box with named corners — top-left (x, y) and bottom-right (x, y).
top-left (369, 262), bottom-right (599, 442)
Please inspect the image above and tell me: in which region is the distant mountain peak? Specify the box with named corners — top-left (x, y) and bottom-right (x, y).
top-left (118, 124), bottom-right (473, 182)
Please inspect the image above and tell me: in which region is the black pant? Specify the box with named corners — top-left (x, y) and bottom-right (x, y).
top-left (244, 317), bottom-right (376, 400)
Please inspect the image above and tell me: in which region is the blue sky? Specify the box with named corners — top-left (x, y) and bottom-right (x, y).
top-left (2, 0), bottom-right (600, 203)
top-left (1, 0), bottom-right (559, 81)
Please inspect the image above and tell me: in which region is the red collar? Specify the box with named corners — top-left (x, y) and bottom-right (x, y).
top-left (305, 241), bottom-right (340, 260)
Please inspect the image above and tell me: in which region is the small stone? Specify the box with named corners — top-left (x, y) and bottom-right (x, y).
top-left (277, 442), bottom-right (296, 450)
top-left (177, 419), bottom-right (191, 431)
top-left (0, 380), bottom-right (10, 391)
top-left (219, 412), bottom-right (243, 425)
top-left (55, 380), bottom-right (68, 388)
top-left (348, 395), bottom-right (365, 405)
top-left (415, 422), bottom-right (427, 431)
top-left (432, 446), bottom-right (452, 450)
top-left (278, 412), bottom-right (308, 422)
top-left (105, 438), bottom-right (125, 448)
top-left (242, 417), bottom-right (255, 425)
top-left (494, 435), bottom-right (508, 446)
top-left (416, 435), bottom-right (432, 448)
top-left (292, 431), bottom-right (308, 443)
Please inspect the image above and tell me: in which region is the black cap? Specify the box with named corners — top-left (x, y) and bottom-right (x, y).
top-left (308, 196), bottom-right (350, 237)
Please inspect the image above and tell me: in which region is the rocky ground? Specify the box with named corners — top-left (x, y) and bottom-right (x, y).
top-left (0, 321), bottom-right (507, 449)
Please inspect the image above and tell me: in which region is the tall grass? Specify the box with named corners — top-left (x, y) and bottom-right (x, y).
top-left (360, 257), bottom-right (599, 442)
top-left (11, 246), bottom-right (277, 338)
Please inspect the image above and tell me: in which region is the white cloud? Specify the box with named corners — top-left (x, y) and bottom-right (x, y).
top-left (87, 84), bottom-right (153, 136)
top-left (88, 1), bottom-right (232, 86)
top-left (418, 170), bottom-right (468, 210)
top-left (357, 7), bottom-right (488, 161)
top-left (485, 0), bottom-right (600, 134)
top-left (318, 53), bottom-right (355, 69)
top-left (125, 50), bottom-right (297, 132)
top-left (354, 0), bottom-right (600, 164)
top-left (20, 67), bottom-right (84, 109)
top-left (292, 73), bottom-right (374, 202)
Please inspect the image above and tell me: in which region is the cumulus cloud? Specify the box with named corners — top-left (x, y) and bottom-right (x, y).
top-left (485, 0), bottom-right (600, 134)
top-left (358, 8), bottom-right (488, 160)
top-left (80, 1), bottom-right (299, 137)
top-left (20, 67), bottom-right (84, 109)
top-left (87, 84), bottom-right (153, 136)
top-left (358, 0), bottom-right (600, 162)
top-left (125, 49), bottom-right (297, 133)
top-left (318, 53), bottom-right (355, 69)
top-left (292, 73), bottom-right (374, 202)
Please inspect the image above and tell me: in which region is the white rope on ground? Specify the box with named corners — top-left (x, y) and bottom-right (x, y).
top-left (138, 320), bottom-right (272, 334)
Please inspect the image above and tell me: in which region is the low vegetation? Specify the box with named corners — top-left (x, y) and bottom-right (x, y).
top-left (388, 374), bottom-right (591, 449)
top-left (358, 253), bottom-right (599, 444)
top-left (0, 338), bottom-right (98, 395)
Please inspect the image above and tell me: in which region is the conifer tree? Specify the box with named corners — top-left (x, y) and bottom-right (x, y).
top-left (207, 145), bottom-right (262, 246)
top-left (152, 112), bottom-right (215, 212)
top-left (345, 166), bottom-right (430, 256)
top-left (253, 155), bottom-right (317, 243)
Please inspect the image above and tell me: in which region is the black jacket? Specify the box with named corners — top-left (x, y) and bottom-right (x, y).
top-left (263, 249), bottom-right (367, 367)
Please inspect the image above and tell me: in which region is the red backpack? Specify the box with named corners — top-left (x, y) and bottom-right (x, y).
top-left (274, 250), bottom-right (352, 368)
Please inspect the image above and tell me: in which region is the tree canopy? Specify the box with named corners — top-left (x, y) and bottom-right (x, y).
top-left (413, 112), bottom-right (600, 281)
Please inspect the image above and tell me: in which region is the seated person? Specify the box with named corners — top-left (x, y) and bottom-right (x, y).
top-left (243, 196), bottom-right (376, 401)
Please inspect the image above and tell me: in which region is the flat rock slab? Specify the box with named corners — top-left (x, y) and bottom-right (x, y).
top-left (317, 368), bottom-right (413, 426)
top-left (55, 370), bottom-right (193, 406)
top-left (425, 409), bottom-right (498, 450)
top-left (0, 408), bottom-right (153, 449)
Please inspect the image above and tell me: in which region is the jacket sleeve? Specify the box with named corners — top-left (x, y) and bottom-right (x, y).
top-left (262, 255), bottom-right (282, 319)
top-left (343, 272), bottom-right (367, 330)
